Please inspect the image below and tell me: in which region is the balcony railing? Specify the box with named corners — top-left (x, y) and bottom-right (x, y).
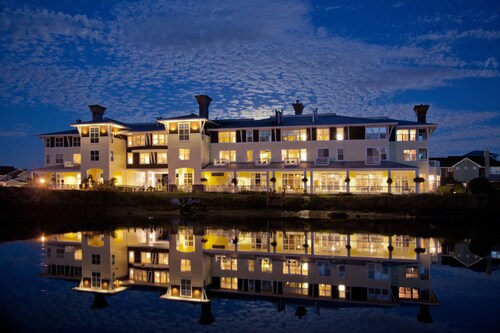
top-left (365, 156), bottom-right (381, 165)
top-left (214, 158), bottom-right (230, 166)
top-left (314, 157), bottom-right (329, 165)
top-left (255, 158), bottom-right (270, 166)
top-left (284, 158), bottom-right (299, 166)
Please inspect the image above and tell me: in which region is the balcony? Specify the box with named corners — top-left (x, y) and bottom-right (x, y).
top-left (255, 158), bottom-right (270, 166)
top-left (214, 158), bottom-right (230, 166)
top-left (284, 157), bottom-right (299, 166)
top-left (314, 157), bottom-right (329, 165)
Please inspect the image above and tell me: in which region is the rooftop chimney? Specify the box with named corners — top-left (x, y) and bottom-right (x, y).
top-left (89, 105), bottom-right (107, 121)
top-left (413, 104), bottom-right (429, 123)
top-left (312, 108), bottom-right (318, 123)
top-left (195, 95), bottom-right (212, 119)
top-left (274, 109), bottom-right (283, 125)
top-left (292, 100), bottom-right (304, 115)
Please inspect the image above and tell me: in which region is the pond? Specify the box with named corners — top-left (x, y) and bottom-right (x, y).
top-left (0, 220), bottom-right (499, 333)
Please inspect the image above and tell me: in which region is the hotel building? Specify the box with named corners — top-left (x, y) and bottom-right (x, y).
top-left (34, 96), bottom-right (438, 194)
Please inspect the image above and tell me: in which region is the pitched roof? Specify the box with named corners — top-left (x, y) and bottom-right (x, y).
top-left (70, 117), bottom-right (130, 129)
top-left (464, 150), bottom-right (499, 159)
top-left (37, 129), bottom-right (79, 136)
top-left (431, 156), bottom-right (500, 167)
top-left (0, 166), bottom-right (16, 175)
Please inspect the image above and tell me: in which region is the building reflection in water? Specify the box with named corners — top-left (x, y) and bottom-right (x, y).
top-left (41, 224), bottom-right (441, 324)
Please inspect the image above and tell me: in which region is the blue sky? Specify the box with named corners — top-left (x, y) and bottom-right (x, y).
top-left (1, 0), bottom-right (499, 169)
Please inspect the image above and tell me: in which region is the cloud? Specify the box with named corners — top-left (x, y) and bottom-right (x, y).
top-left (0, 123), bottom-right (31, 137)
top-left (416, 29), bottom-right (500, 42)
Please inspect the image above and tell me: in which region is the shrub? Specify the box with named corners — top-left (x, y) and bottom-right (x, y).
top-left (468, 177), bottom-right (493, 194)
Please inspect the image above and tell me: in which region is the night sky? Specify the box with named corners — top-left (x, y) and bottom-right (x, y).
top-left (1, 0), bottom-right (499, 169)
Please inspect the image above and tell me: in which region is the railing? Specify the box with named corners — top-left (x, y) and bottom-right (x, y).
top-left (214, 158), bottom-right (230, 166)
top-left (284, 158), bottom-right (299, 166)
top-left (314, 157), bottom-right (329, 165)
top-left (52, 184), bottom-right (80, 189)
top-left (255, 158), bottom-right (270, 166)
top-left (365, 156), bottom-right (381, 165)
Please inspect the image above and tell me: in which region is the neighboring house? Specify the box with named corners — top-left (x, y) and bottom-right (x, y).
top-left (33, 96), bottom-right (439, 194)
top-left (0, 166), bottom-right (31, 187)
top-left (431, 151), bottom-right (500, 185)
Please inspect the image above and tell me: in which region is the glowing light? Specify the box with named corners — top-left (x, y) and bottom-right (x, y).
top-left (339, 284), bottom-right (346, 292)
top-left (39, 178), bottom-right (45, 184)
top-left (40, 235), bottom-right (45, 242)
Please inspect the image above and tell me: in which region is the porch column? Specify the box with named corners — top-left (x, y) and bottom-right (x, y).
top-left (387, 170), bottom-right (392, 194)
top-left (233, 171), bottom-right (237, 193)
top-left (272, 171), bottom-right (276, 192)
top-left (346, 170), bottom-right (350, 193)
top-left (415, 170), bottom-right (420, 194)
top-left (310, 232), bottom-right (315, 255)
top-left (234, 229), bottom-right (239, 252)
top-left (266, 170), bottom-right (270, 192)
top-left (145, 170), bottom-right (149, 188)
top-left (303, 170), bottom-right (307, 193)
top-left (346, 234), bottom-right (351, 257)
top-left (310, 170), bottom-right (314, 194)
top-left (388, 236), bottom-right (393, 260)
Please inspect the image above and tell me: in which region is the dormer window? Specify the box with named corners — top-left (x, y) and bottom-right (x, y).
top-left (90, 127), bottom-right (99, 143)
top-left (179, 123), bottom-right (190, 141)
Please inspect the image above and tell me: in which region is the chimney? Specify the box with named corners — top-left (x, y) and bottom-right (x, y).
top-left (89, 105), bottom-right (107, 121)
top-left (195, 95), bottom-right (212, 119)
top-left (312, 108), bottom-right (318, 123)
top-left (413, 104), bottom-right (429, 123)
top-left (484, 150), bottom-right (490, 178)
top-left (274, 109), bottom-right (283, 125)
top-left (292, 100), bottom-right (304, 115)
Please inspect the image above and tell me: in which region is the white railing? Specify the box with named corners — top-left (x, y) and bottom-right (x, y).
top-left (255, 158), bottom-right (270, 166)
top-left (314, 157), bottom-right (329, 165)
top-left (284, 158), bottom-right (299, 166)
top-left (214, 158), bottom-right (230, 166)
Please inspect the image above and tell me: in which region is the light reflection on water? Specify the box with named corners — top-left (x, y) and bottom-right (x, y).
top-left (0, 223), bottom-right (499, 333)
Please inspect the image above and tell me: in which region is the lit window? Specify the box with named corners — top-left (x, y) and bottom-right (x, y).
top-left (260, 258), bottom-right (272, 273)
top-left (74, 249), bottom-right (82, 260)
top-left (140, 153), bottom-right (150, 164)
top-left (281, 129), bottom-right (307, 141)
top-left (128, 251), bottom-right (134, 263)
top-left (247, 150), bottom-right (253, 162)
top-left (56, 154), bottom-right (63, 164)
top-left (127, 153), bottom-right (133, 164)
top-left (90, 127), bottom-right (99, 144)
top-left (73, 154), bottom-right (81, 164)
top-left (404, 149), bottom-right (417, 161)
top-left (221, 277), bottom-right (238, 290)
top-left (158, 152), bottom-right (168, 164)
top-left (179, 149), bottom-right (190, 161)
top-left (90, 150), bottom-right (99, 161)
top-left (153, 133), bottom-right (167, 145)
top-left (397, 129), bottom-right (417, 141)
top-left (319, 284), bottom-right (331, 297)
top-left (338, 284), bottom-right (346, 298)
top-left (130, 135), bottom-right (145, 146)
top-left (259, 150), bottom-right (271, 162)
top-left (248, 260), bottom-right (255, 272)
top-left (336, 128), bottom-right (344, 140)
top-left (317, 128), bottom-right (329, 141)
top-left (179, 123), bottom-right (190, 141)
top-left (181, 259), bottom-right (191, 272)
top-left (219, 131), bottom-right (236, 143)
top-left (219, 150), bottom-right (236, 162)
top-left (405, 266), bottom-right (419, 279)
top-left (282, 149), bottom-right (307, 162)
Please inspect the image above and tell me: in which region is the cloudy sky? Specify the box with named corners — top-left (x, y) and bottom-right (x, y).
top-left (1, 0), bottom-right (499, 168)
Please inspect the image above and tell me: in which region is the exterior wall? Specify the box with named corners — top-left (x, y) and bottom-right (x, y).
top-left (453, 159), bottom-right (480, 183)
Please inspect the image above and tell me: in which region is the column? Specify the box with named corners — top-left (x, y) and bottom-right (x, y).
top-left (387, 169), bottom-right (392, 194)
top-left (415, 170), bottom-right (420, 194)
top-left (310, 170), bottom-right (314, 194)
top-left (346, 170), bottom-right (350, 193)
top-left (266, 170), bottom-right (270, 192)
top-left (233, 170), bottom-right (237, 193)
top-left (303, 170), bottom-right (307, 193)
top-left (272, 171), bottom-right (276, 192)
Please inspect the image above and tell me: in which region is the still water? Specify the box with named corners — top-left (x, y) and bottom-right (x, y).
top-left (0, 221), bottom-right (499, 333)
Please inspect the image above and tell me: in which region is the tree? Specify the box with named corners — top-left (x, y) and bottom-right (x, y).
top-left (468, 177), bottom-right (493, 194)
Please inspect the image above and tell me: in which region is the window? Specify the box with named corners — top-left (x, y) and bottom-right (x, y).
top-left (181, 259), bottom-right (191, 272)
top-left (55, 154), bottom-right (63, 164)
top-left (45, 138), bottom-right (50, 147)
top-left (74, 249), bottom-right (82, 260)
top-left (337, 149), bottom-right (344, 161)
top-left (281, 129), bottom-right (307, 141)
top-left (55, 137), bottom-right (63, 147)
top-left (56, 248), bottom-right (64, 259)
top-left (179, 123), bottom-right (190, 141)
top-left (90, 150), bottom-right (99, 161)
top-left (283, 259), bottom-right (308, 276)
top-left (317, 148), bottom-right (329, 158)
top-left (73, 154), bottom-right (81, 164)
top-left (127, 153), bottom-right (133, 164)
top-left (46, 154), bottom-right (51, 164)
top-left (366, 148), bottom-right (381, 165)
top-left (90, 127), bottom-right (99, 144)
top-left (317, 261), bottom-right (331, 276)
top-left (405, 266), bottom-right (419, 279)
top-left (221, 257), bottom-right (238, 271)
top-left (141, 252), bottom-right (151, 264)
top-left (129, 135), bottom-right (145, 147)
top-left (418, 148), bottom-right (427, 161)
top-left (404, 149), bottom-right (417, 161)
top-left (221, 277), bottom-right (238, 290)
top-left (110, 151), bottom-right (114, 162)
top-left (260, 258), bottom-right (272, 273)
top-left (158, 152), bottom-right (168, 164)
top-left (128, 251), bottom-right (134, 263)
top-left (91, 272), bottom-right (101, 288)
top-left (140, 153), bottom-right (150, 164)
top-left (399, 287), bottom-right (419, 299)
top-left (338, 265), bottom-right (346, 278)
top-left (367, 263), bottom-right (389, 280)
top-left (219, 131), bottom-right (236, 143)
top-left (319, 284), bottom-right (331, 297)
top-left (92, 254), bottom-right (101, 265)
top-left (338, 284), bottom-right (346, 298)
top-left (180, 279), bottom-right (191, 297)
top-left (219, 150), bottom-right (236, 162)
top-left (246, 131), bottom-right (253, 142)
top-left (112, 254), bottom-right (115, 265)
top-left (159, 253), bottom-right (169, 265)
top-left (247, 150), bottom-right (253, 162)
top-left (259, 150), bottom-right (271, 163)
top-left (366, 127), bottom-right (387, 140)
top-left (397, 129), bottom-right (417, 141)
top-left (317, 128), bottom-right (329, 141)
top-left (380, 147), bottom-right (388, 161)
top-left (248, 260), bottom-right (255, 272)
top-left (368, 288), bottom-right (389, 302)
top-left (73, 137), bottom-right (80, 147)
top-left (261, 280), bottom-right (273, 293)
top-left (285, 282), bottom-right (308, 295)
top-left (259, 130), bottom-right (271, 142)
top-left (179, 149), bottom-right (190, 161)
top-left (153, 133), bottom-right (167, 145)
top-left (336, 127), bottom-right (344, 140)
top-left (282, 149), bottom-right (307, 162)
